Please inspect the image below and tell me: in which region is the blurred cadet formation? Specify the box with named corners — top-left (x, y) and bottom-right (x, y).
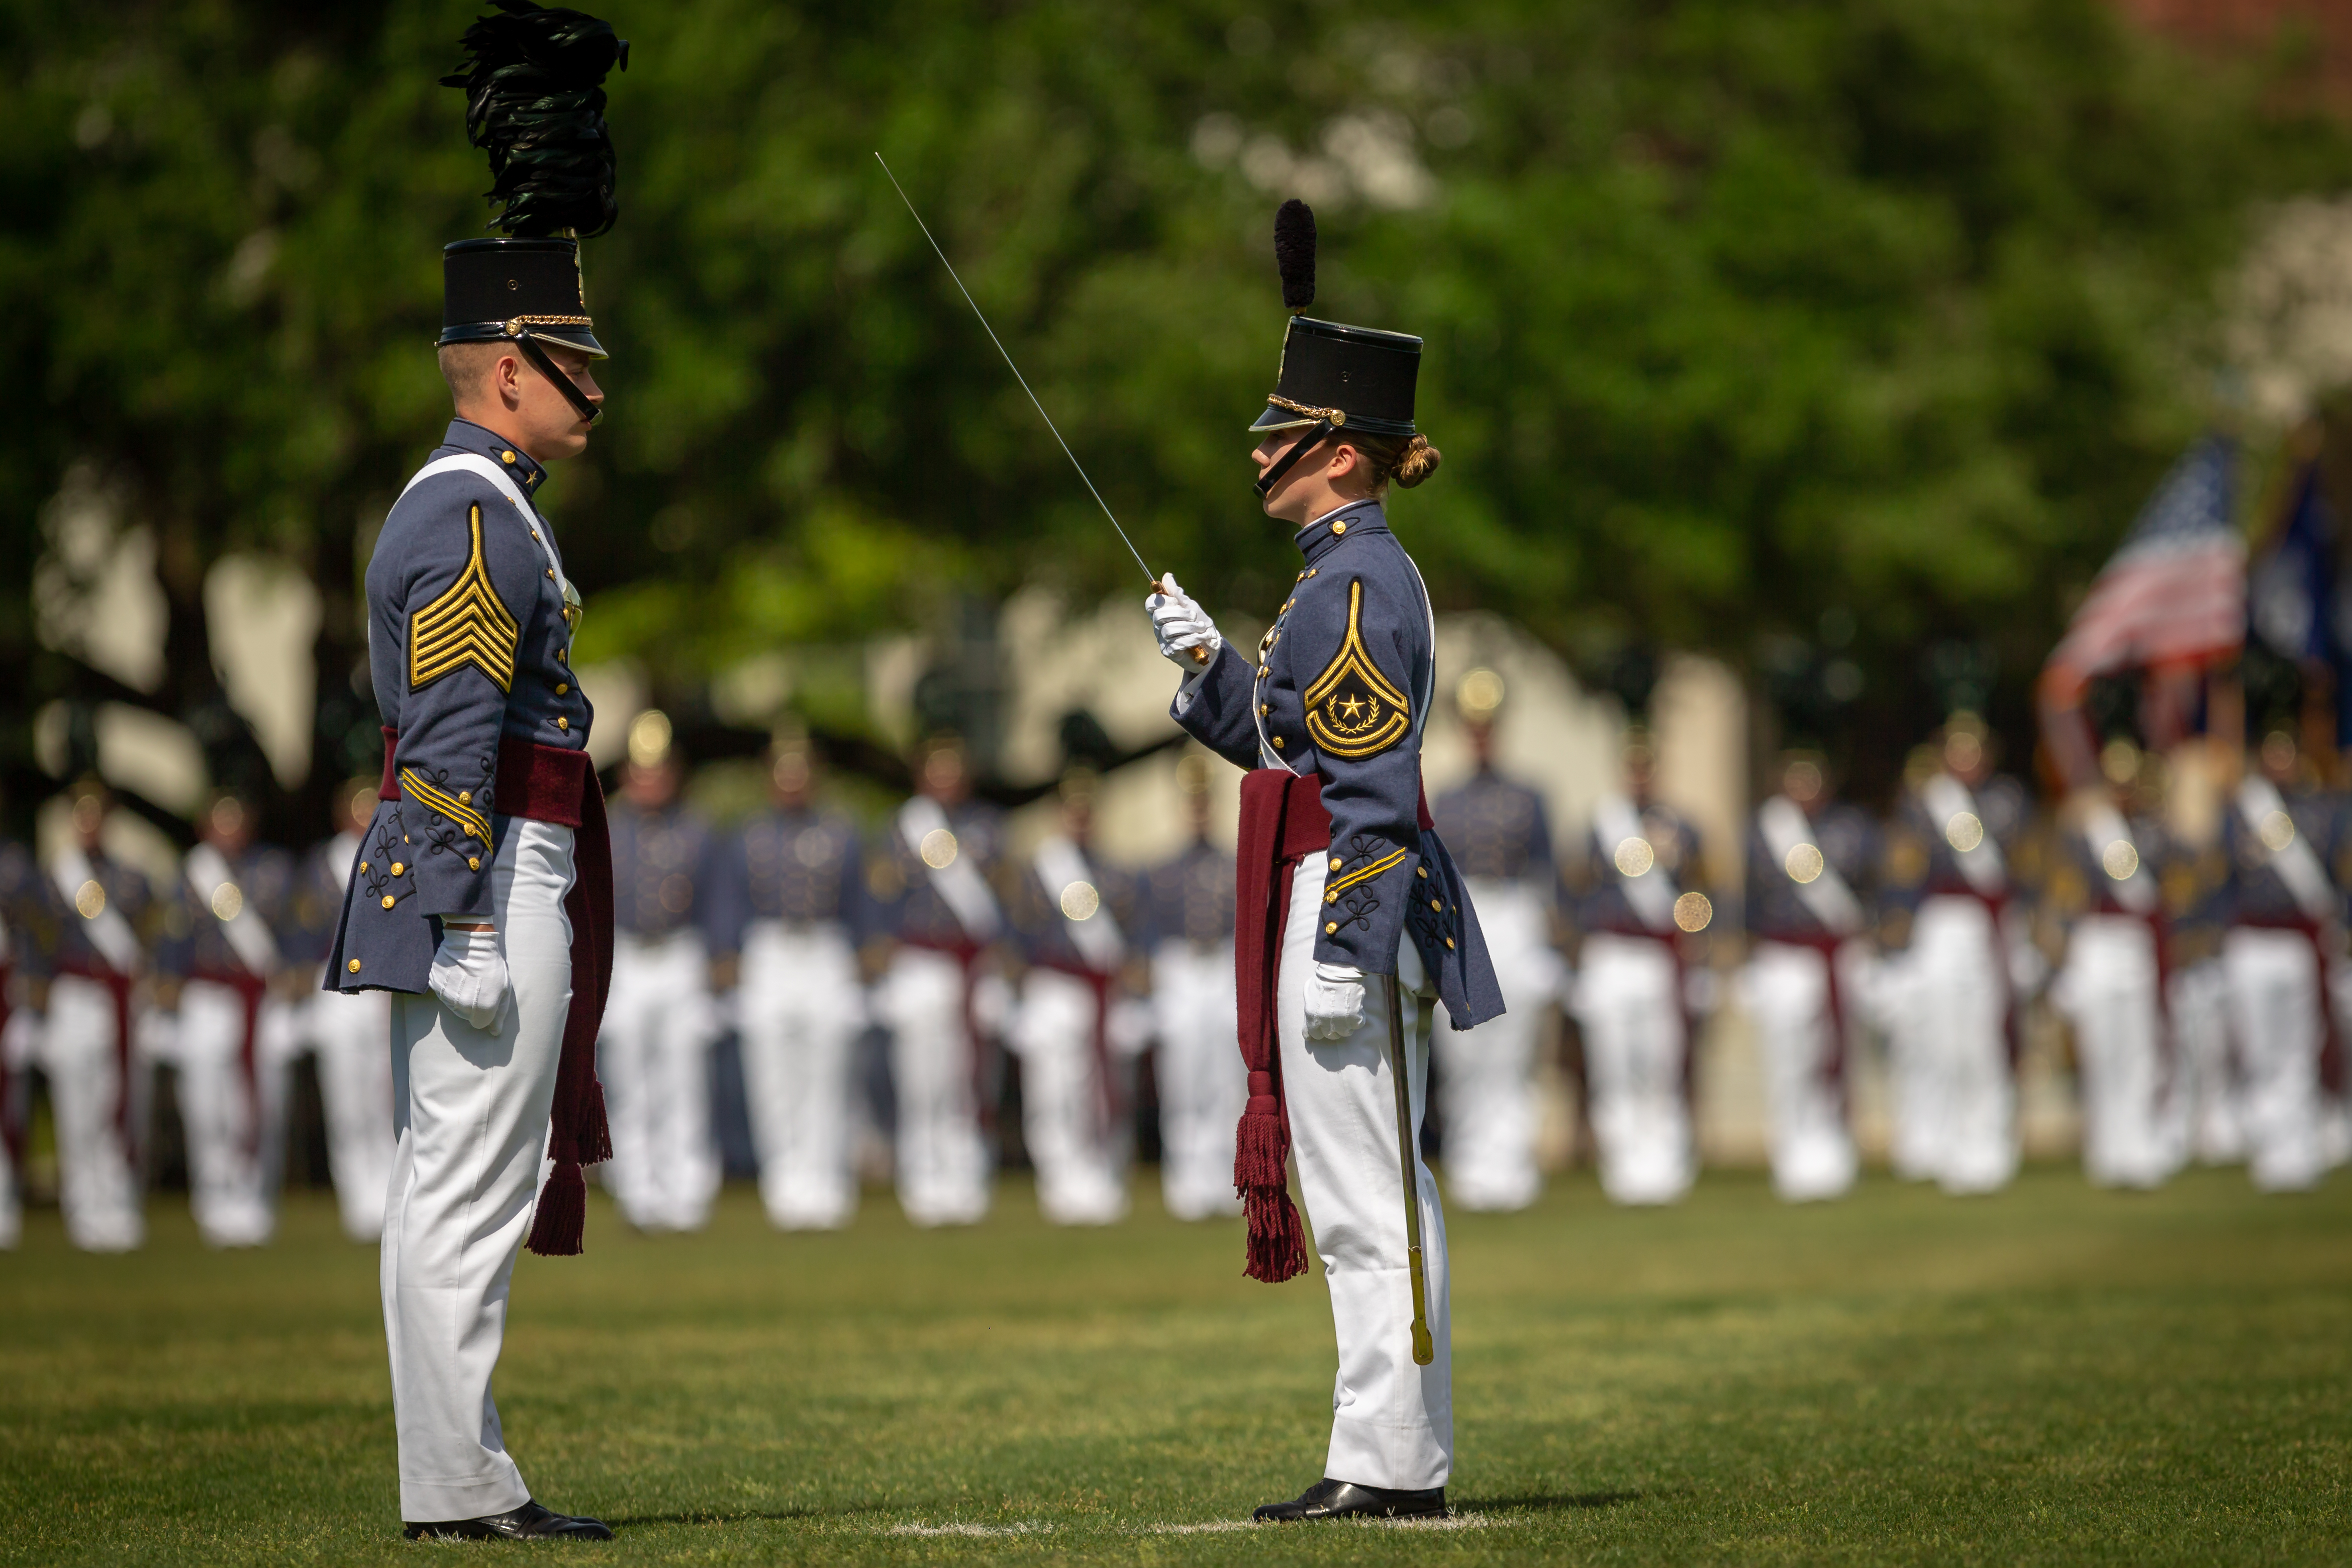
top-left (8, 0), bottom-right (2352, 1244)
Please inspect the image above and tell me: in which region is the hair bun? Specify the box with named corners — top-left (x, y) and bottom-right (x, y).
top-left (1395, 434), bottom-right (1441, 488)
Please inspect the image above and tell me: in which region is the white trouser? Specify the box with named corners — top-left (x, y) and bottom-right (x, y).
top-left (1889, 897), bottom-right (2016, 1195)
top-left (1433, 878), bottom-right (1556, 1212)
top-left (1151, 939), bottom-right (1244, 1220)
top-left (1283, 853), bottom-right (1450, 1492)
top-left (383, 819), bottom-right (573, 1525)
top-left (24, 974), bottom-right (144, 1250)
top-left (2224, 927), bottom-right (2328, 1193)
top-left (303, 976), bottom-right (397, 1241)
top-left (1741, 940), bottom-right (1859, 1202)
top-left (171, 977), bottom-right (278, 1247)
top-left (0, 1004), bottom-right (31, 1248)
top-left (1573, 931), bottom-right (1695, 1205)
top-left (599, 929), bottom-right (718, 1232)
top-left (738, 921), bottom-right (863, 1230)
top-left (2052, 915), bottom-right (2178, 1189)
top-left (1009, 966), bottom-right (1126, 1225)
top-left (2170, 958), bottom-right (2242, 1164)
top-left (878, 946), bottom-right (991, 1226)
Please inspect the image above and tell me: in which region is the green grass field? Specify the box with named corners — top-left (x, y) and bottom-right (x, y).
top-left (4, 1164), bottom-right (2348, 1565)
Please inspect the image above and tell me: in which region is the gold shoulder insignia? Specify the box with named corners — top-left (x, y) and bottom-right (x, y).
top-left (409, 504), bottom-right (520, 692)
top-left (1304, 579), bottom-right (1412, 759)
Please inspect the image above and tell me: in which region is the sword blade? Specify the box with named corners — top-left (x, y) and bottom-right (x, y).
top-left (875, 152), bottom-right (1157, 586)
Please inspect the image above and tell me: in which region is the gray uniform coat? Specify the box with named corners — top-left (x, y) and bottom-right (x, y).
top-left (327, 419), bottom-right (594, 994)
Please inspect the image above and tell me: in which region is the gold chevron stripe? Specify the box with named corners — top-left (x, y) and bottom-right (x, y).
top-left (1326, 846), bottom-right (1409, 898)
top-left (400, 767), bottom-right (492, 847)
top-left (408, 505), bottom-right (519, 692)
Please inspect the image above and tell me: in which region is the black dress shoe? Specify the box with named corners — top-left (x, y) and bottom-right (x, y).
top-left (403, 1499), bottom-right (614, 1540)
top-left (1253, 1477), bottom-right (1447, 1521)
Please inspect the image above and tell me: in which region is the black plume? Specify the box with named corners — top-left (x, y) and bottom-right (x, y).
top-left (443, 0), bottom-right (629, 238)
top-left (1273, 199), bottom-right (1315, 312)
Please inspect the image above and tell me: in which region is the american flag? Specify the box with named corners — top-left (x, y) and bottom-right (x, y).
top-left (2043, 436), bottom-right (2244, 699)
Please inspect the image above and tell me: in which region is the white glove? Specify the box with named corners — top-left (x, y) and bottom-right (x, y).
top-left (1303, 961), bottom-right (1367, 1041)
top-left (429, 925), bottom-right (512, 1033)
top-left (1146, 574), bottom-right (1223, 665)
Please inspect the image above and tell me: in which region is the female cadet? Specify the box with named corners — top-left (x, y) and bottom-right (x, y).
top-left (1144, 202), bottom-right (1503, 1522)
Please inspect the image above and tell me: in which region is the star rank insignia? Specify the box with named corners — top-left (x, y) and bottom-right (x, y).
top-left (1305, 579), bottom-right (1411, 758)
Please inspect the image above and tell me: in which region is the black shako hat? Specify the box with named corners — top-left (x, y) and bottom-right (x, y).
top-left (1249, 199), bottom-right (1420, 439)
top-left (437, 1), bottom-right (628, 385)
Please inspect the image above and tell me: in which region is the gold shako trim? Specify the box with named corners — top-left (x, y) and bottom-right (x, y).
top-left (1304, 579), bottom-right (1412, 758)
top-left (1326, 845), bottom-right (1409, 898)
top-left (1265, 393), bottom-right (1347, 426)
top-left (408, 504), bottom-right (520, 693)
top-left (400, 767), bottom-right (492, 847)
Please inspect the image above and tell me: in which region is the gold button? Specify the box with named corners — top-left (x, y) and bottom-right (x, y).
top-left (1446, 937), bottom-right (1456, 949)
top-left (1326, 922), bottom-right (1339, 934)
top-left (556, 717), bottom-right (568, 731)
top-left (1259, 667), bottom-right (1269, 679)
top-left (546, 567), bottom-right (556, 579)
top-left (1307, 568), bottom-right (1318, 577)
top-left (348, 958), bottom-right (362, 973)
top-left (1330, 857), bottom-right (1343, 871)
top-left (381, 895), bottom-right (396, 910)
top-left (555, 683), bottom-right (568, 695)
top-left (501, 450), bottom-right (517, 464)
top-left (1272, 736), bottom-right (1285, 748)
top-left (468, 856), bottom-right (481, 871)
top-left (390, 861), bottom-right (405, 876)
top-left (1295, 572), bottom-right (1305, 582)
top-left (359, 861), bottom-right (369, 872)
top-left (1260, 704), bottom-right (1270, 715)
top-left (457, 791), bottom-right (472, 805)
top-left (532, 530), bottom-right (541, 540)
top-left (1417, 866), bottom-right (1429, 878)
top-left (1331, 521), bottom-right (1347, 535)
top-left (1326, 892), bottom-right (1337, 905)
top-left (1431, 898), bottom-right (1443, 911)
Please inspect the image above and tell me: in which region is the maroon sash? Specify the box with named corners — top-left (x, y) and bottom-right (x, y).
top-left (188, 964), bottom-right (267, 1154)
top-left (382, 728), bottom-right (614, 1255)
top-left (55, 954), bottom-right (138, 1158)
top-left (1232, 768), bottom-right (1434, 1284)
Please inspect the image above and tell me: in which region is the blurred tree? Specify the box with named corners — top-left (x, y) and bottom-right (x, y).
top-left (3, 0), bottom-right (2347, 837)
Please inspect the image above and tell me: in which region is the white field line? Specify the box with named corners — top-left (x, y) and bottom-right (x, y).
top-left (888, 1521), bottom-right (1058, 1537)
top-left (886, 1512), bottom-right (1496, 1538)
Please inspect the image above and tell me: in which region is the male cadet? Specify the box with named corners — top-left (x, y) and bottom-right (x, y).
top-left (1429, 669), bottom-right (1562, 1211)
top-left (321, 3), bottom-right (625, 1538)
top-left (1567, 722), bottom-right (1709, 1206)
top-left (160, 790), bottom-right (298, 1247)
top-left (34, 779), bottom-right (151, 1251)
top-left (599, 711), bottom-right (723, 1233)
top-left (2046, 740), bottom-right (2181, 1188)
top-left (1007, 769), bottom-right (1142, 1225)
top-left (712, 734), bottom-right (867, 1231)
top-left (867, 734), bottom-right (1007, 1226)
top-left (1141, 749), bottom-right (1244, 1220)
top-left (2221, 728), bottom-right (2348, 1192)
top-left (291, 778), bottom-right (398, 1241)
top-left (1144, 200), bottom-right (1503, 1520)
top-left (1874, 715), bottom-right (2036, 1195)
top-left (1741, 752), bottom-right (1877, 1202)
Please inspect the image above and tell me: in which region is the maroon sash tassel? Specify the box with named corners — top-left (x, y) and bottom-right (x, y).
top-left (1230, 768), bottom-right (1434, 1285)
